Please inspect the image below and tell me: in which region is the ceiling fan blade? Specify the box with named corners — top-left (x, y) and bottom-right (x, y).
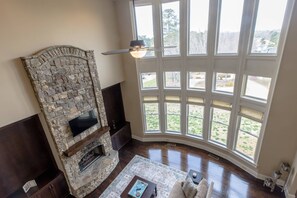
top-left (102, 49), bottom-right (130, 55)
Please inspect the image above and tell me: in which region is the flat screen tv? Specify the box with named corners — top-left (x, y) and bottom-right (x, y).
top-left (69, 110), bottom-right (99, 137)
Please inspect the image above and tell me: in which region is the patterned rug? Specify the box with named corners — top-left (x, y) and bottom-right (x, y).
top-left (99, 155), bottom-right (187, 198)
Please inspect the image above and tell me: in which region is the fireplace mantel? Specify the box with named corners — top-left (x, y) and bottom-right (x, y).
top-left (63, 126), bottom-right (110, 157)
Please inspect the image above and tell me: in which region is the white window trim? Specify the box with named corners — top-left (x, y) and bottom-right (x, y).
top-left (134, 0), bottom-right (295, 166)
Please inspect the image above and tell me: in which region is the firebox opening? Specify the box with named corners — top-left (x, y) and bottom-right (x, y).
top-left (79, 144), bottom-right (105, 171)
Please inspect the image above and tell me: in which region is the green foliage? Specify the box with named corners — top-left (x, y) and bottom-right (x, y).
top-left (143, 78), bottom-right (157, 88)
top-left (162, 8), bottom-right (179, 54)
top-left (236, 132), bottom-right (257, 158)
top-left (146, 115), bottom-right (159, 131)
top-left (240, 117), bottom-right (261, 137)
top-left (188, 117), bottom-right (203, 136)
top-left (144, 104), bottom-right (259, 158)
top-left (167, 115), bottom-right (180, 131)
top-left (212, 108), bottom-right (230, 125)
top-left (188, 105), bottom-right (203, 117)
top-left (211, 122), bottom-right (228, 144)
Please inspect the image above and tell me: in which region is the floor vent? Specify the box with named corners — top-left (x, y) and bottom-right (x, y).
top-left (208, 153), bottom-right (220, 160)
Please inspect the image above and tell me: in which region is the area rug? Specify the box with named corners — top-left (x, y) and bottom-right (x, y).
top-left (99, 155), bottom-right (187, 198)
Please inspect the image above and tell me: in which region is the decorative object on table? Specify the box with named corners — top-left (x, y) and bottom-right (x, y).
top-left (99, 155), bottom-right (186, 198)
top-left (22, 180), bottom-right (37, 193)
top-left (128, 179), bottom-right (148, 198)
top-left (263, 162), bottom-right (291, 192)
top-left (122, 176), bottom-right (157, 198)
top-left (186, 169), bottom-right (203, 185)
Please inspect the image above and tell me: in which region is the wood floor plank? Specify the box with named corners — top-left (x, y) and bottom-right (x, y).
top-left (86, 140), bottom-right (285, 198)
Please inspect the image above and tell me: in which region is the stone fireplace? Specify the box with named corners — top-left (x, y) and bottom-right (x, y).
top-left (79, 143), bottom-right (104, 172)
top-left (21, 46), bottom-right (119, 198)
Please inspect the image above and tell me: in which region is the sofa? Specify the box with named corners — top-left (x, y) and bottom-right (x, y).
top-left (168, 178), bottom-right (214, 198)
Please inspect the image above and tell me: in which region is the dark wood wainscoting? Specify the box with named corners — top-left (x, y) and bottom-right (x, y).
top-left (0, 115), bottom-right (70, 198)
top-left (102, 83), bottom-right (132, 150)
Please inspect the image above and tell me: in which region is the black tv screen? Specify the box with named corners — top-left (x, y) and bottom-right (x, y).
top-left (69, 110), bottom-right (99, 137)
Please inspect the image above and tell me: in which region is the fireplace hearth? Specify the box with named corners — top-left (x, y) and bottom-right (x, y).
top-left (79, 144), bottom-right (104, 171)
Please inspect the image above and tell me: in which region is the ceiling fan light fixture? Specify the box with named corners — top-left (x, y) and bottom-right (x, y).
top-left (130, 48), bottom-right (147, 58)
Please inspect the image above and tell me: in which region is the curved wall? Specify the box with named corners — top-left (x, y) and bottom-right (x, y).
top-left (116, 0), bottom-right (297, 186)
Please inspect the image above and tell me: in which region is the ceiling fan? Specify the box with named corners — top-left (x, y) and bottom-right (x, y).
top-left (101, 0), bottom-right (173, 58)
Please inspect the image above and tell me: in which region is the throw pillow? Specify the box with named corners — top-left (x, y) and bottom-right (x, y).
top-left (182, 178), bottom-right (197, 198)
top-left (195, 178), bottom-right (209, 198)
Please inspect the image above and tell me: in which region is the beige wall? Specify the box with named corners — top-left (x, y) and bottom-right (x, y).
top-left (258, 1), bottom-right (297, 176)
top-left (115, 0), bottom-right (297, 182)
top-left (115, 0), bottom-right (144, 136)
top-left (0, 0), bottom-right (124, 127)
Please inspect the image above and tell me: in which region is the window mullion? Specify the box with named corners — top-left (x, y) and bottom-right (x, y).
top-left (203, 0), bottom-right (218, 141)
top-left (228, 0), bottom-right (255, 150)
top-left (239, 130), bottom-right (259, 139)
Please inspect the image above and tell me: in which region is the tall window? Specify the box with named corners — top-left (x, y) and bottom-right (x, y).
top-left (165, 102), bottom-right (181, 133)
top-left (162, 1), bottom-right (180, 56)
top-left (210, 107), bottom-right (231, 146)
top-left (251, 0), bottom-right (288, 54)
top-left (217, 0), bottom-right (244, 54)
top-left (135, 5), bottom-right (155, 57)
top-left (235, 117), bottom-right (262, 159)
top-left (188, 0), bottom-right (209, 55)
top-left (187, 103), bottom-right (204, 137)
top-left (144, 103), bottom-right (160, 132)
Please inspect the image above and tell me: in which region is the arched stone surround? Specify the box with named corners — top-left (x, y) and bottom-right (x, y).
top-left (21, 46), bottom-right (119, 197)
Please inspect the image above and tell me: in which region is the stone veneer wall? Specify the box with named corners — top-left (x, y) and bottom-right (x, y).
top-left (21, 46), bottom-right (119, 198)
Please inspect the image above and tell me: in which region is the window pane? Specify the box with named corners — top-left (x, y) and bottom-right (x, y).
top-left (188, 72), bottom-right (206, 90)
top-left (236, 130), bottom-right (258, 159)
top-left (212, 108), bottom-right (230, 125)
top-left (135, 5), bottom-right (155, 57)
top-left (210, 122), bottom-right (228, 145)
top-left (166, 103), bottom-right (181, 132)
top-left (187, 104), bottom-right (204, 136)
top-left (165, 71), bottom-right (181, 88)
top-left (251, 0), bottom-right (288, 54)
top-left (217, 0), bottom-right (244, 54)
top-left (240, 117), bottom-right (261, 137)
top-left (189, 0), bottom-right (209, 55)
top-left (162, 1), bottom-right (180, 56)
top-left (141, 72), bottom-right (157, 89)
top-left (215, 73), bottom-right (235, 93)
top-left (244, 75), bottom-right (271, 100)
top-left (210, 108), bottom-right (230, 145)
top-left (144, 103), bottom-right (160, 131)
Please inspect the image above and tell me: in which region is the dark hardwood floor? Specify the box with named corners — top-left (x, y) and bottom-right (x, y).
top-left (86, 140), bottom-right (284, 198)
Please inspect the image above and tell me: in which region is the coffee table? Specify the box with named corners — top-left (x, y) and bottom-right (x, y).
top-left (186, 169), bottom-right (203, 185)
top-left (121, 175), bottom-right (157, 198)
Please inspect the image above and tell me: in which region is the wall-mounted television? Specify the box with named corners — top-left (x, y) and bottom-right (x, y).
top-left (69, 110), bottom-right (99, 137)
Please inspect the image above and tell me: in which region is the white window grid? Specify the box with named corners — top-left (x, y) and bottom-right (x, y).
top-left (135, 0), bottom-right (295, 164)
